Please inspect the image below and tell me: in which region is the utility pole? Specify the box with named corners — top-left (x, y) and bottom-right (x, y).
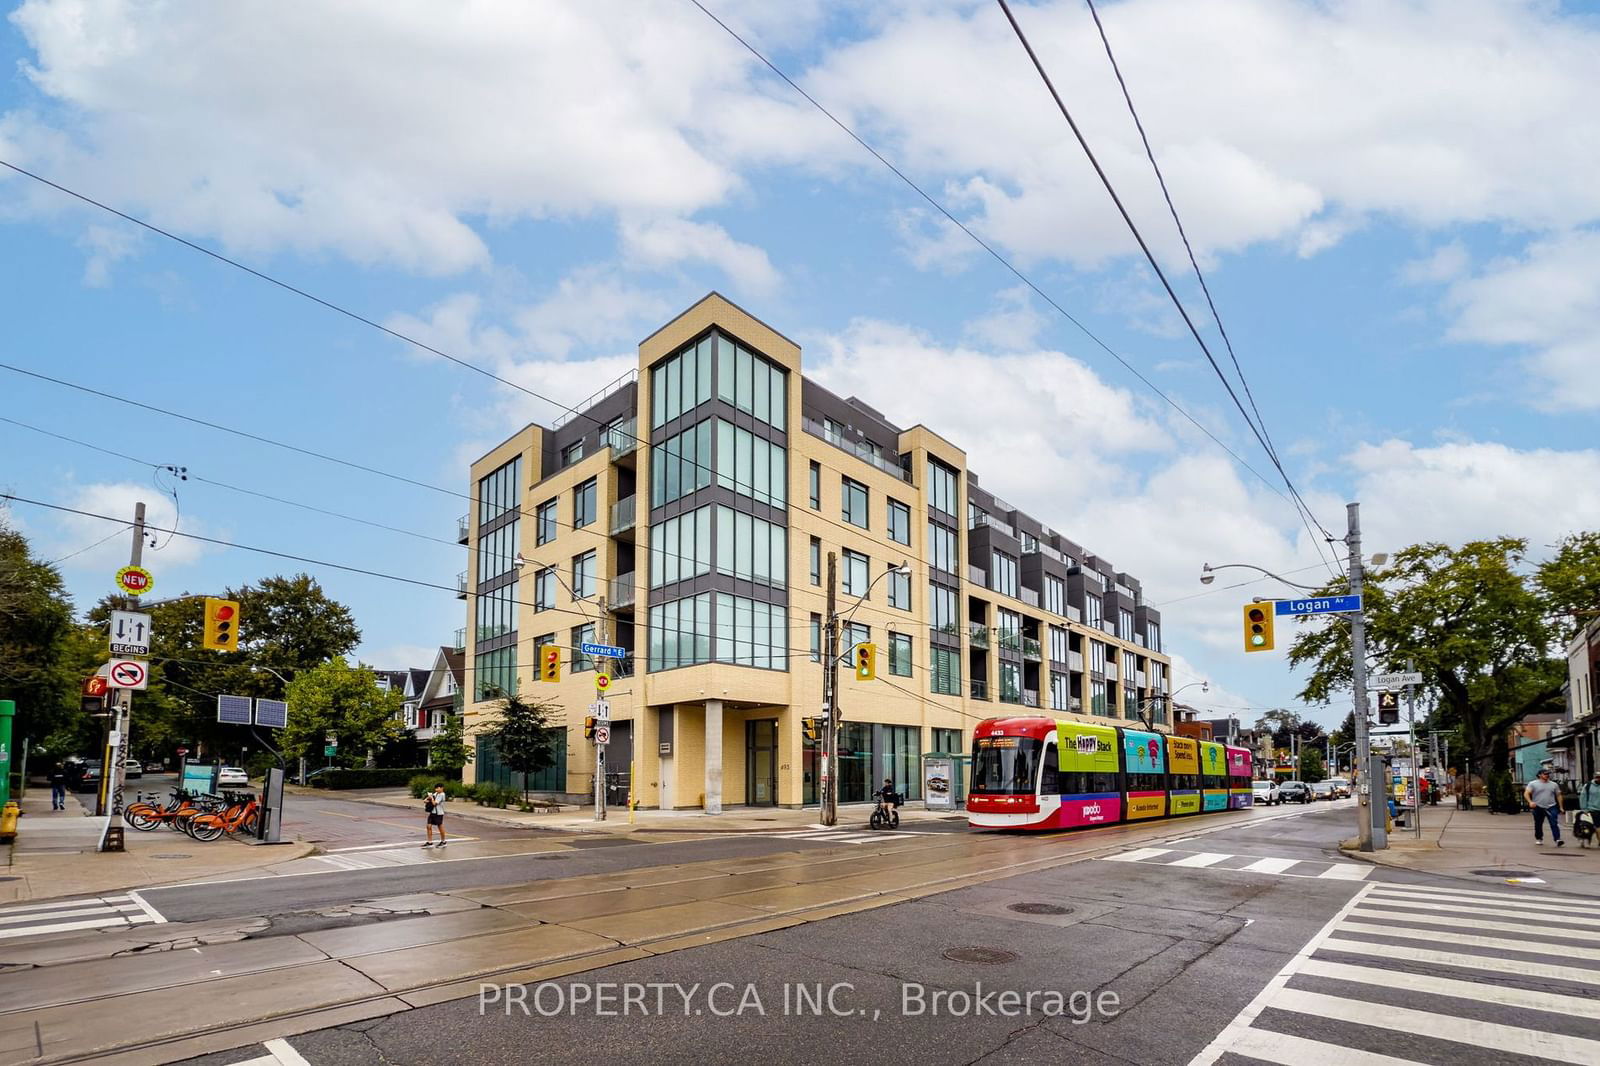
top-left (1348, 502), bottom-right (1380, 851)
top-left (821, 551), bottom-right (839, 827)
top-left (1406, 658), bottom-right (1420, 838)
top-left (594, 596), bottom-right (609, 822)
top-left (100, 502), bottom-right (145, 852)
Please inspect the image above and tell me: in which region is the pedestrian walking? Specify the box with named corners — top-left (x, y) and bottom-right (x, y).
top-left (422, 784), bottom-right (448, 848)
top-left (49, 764), bottom-right (68, 810)
top-left (1576, 771), bottom-right (1600, 848)
top-left (1524, 768), bottom-right (1564, 847)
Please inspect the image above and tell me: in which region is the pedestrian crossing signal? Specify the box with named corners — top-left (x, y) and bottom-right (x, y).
top-left (1377, 690), bottom-right (1399, 725)
top-left (540, 644), bottom-right (560, 682)
top-left (1242, 604), bottom-right (1274, 652)
top-left (203, 598), bottom-right (240, 651)
top-left (802, 717), bottom-right (822, 744)
top-left (853, 642), bottom-right (876, 681)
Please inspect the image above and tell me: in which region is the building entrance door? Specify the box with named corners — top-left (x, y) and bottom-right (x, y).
top-left (746, 719), bottom-right (778, 806)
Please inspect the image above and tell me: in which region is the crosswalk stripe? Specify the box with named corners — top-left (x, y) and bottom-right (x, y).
top-left (1268, 986), bottom-right (1600, 1062)
top-left (1168, 852), bottom-right (1230, 868)
top-left (0, 896), bottom-right (123, 915)
top-left (1368, 885), bottom-right (1593, 913)
top-left (1367, 880), bottom-right (1593, 905)
top-left (1220, 1026), bottom-right (1420, 1066)
top-left (1106, 847), bottom-right (1172, 862)
top-left (1240, 857), bottom-right (1299, 874)
top-left (0, 916), bottom-right (132, 940)
top-left (1297, 957), bottom-right (1600, 1019)
top-left (1358, 896), bottom-right (1600, 928)
top-left (1315, 864), bottom-right (1371, 880)
top-left (1337, 919), bottom-right (1600, 960)
top-left (1348, 905), bottom-right (1600, 942)
top-left (0, 904), bottom-right (130, 926)
top-left (1319, 936), bottom-right (1600, 986)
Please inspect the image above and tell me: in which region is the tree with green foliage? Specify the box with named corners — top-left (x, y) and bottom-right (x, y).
top-left (480, 694), bottom-right (557, 801)
top-left (1298, 747), bottom-right (1326, 784)
top-left (1537, 532), bottom-right (1600, 637)
top-left (1289, 537), bottom-right (1590, 775)
top-left (0, 518), bottom-right (81, 744)
top-left (428, 713), bottom-right (473, 775)
top-left (282, 659), bottom-right (404, 767)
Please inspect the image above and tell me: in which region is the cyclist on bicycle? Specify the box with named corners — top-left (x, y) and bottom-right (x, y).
top-left (875, 777), bottom-right (899, 811)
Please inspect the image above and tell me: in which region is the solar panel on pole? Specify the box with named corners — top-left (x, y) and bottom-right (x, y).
top-left (216, 694), bottom-right (252, 724)
top-left (254, 698), bottom-right (288, 728)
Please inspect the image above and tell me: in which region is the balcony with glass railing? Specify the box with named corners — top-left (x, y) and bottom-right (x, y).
top-left (970, 679), bottom-right (990, 701)
top-left (967, 563), bottom-right (988, 586)
top-left (1069, 650), bottom-right (1084, 672)
top-left (1023, 637), bottom-right (1042, 661)
top-left (1023, 689), bottom-right (1039, 708)
top-left (997, 629), bottom-right (1021, 653)
top-left (455, 571), bottom-right (467, 599)
top-left (452, 628), bottom-right (466, 653)
top-left (1106, 661), bottom-right (1119, 681)
top-left (551, 368), bottom-right (639, 429)
top-left (607, 573), bottom-right (636, 610)
top-left (1020, 587), bottom-right (1040, 608)
top-left (970, 512), bottom-right (1017, 539)
top-left (457, 514), bottom-right (469, 544)
top-left (610, 495), bottom-right (636, 535)
top-left (604, 416), bottom-right (639, 458)
top-left (800, 416), bottom-right (912, 482)
top-left (968, 622), bottom-right (989, 649)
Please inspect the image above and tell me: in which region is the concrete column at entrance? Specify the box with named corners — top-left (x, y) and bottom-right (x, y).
top-left (705, 699), bottom-right (723, 815)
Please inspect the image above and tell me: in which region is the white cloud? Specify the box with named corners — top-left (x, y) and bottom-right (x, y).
top-left (75, 223), bottom-right (140, 286)
top-left (618, 217), bottom-right (781, 297)
top-left (1441, 229), bottom-right (1600, 411)
top-left (355, 642), bottom-right (442, 672)
top-left (1401, 240), bottom-right (1470, 285)
top-left (51, 481), bottom-right (213, 574)
top-left (961, 285), bottom-right (1049, 350)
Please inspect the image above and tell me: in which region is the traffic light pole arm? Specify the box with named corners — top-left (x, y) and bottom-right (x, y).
top-left (1201, 563), bottom-right (1325, 592)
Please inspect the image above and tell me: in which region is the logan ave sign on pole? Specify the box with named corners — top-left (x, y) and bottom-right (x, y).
top-left (1273, 595), bottom-right (1363, 616)
top-left (1370, 672), bottom-right (1424, 688)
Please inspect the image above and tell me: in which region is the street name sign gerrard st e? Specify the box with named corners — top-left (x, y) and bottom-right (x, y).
top-left (1273, 594), bottom-right (1363, 617)
top-left (580, 641), bottom-right (625, 660)
top-left (1370, 671), bottom-right (1424, 688)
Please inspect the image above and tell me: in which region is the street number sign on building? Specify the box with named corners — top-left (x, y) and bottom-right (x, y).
top-left (115, 565), bottom-right (154, 596)
top-left (216, 694), bottom-right (252, 724)
top-left (1272, 595), bottom-right (1362, 616)
top-left (594, 725), bottom-right (610, 745)
top-left (580, 641), bottom-right (625, 660)
top-left (109, 611), bottom-right (152, 656)
top-left (1370, 671), bottom-right (1424, 688)
top-left (107, 659), bottom-right (149, 690)
top-left (590, 699), bottom-right (611, 724)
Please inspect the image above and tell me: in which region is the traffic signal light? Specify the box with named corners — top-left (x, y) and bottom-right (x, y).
top-left (853, 642), bottom-right (876, 681)
top-left (802, 717), bottom-right (821, 744)
top-left (584, 716), bottom-right (597, 739)
top-left (1377, 690), bottom-right (1400, 725)
top-left (540, 644), bottom-right (561, 682)
top-left (1242, 604), bottom-right (1274, 652)
top-left (203, 598), bottom-right (240, 651)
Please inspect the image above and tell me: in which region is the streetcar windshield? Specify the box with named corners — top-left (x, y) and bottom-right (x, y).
top-left (971, 736), bottom-right (1042, 795)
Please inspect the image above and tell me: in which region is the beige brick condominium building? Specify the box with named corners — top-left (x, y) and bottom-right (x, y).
top-left (462, 293), bottom-right (1172, 811)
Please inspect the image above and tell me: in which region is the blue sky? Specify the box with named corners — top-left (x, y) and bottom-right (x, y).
top-left (3, 0), bottom-right (1598, 730)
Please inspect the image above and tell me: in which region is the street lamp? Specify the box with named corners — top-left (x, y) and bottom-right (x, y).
top-left (1199, 563), bottom-right (1324, 591)
top-left (821, 560), bottom-right (911, 827)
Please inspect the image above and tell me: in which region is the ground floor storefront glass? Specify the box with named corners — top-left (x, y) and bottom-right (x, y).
top-left (802, 723), bottom-right (936, 805)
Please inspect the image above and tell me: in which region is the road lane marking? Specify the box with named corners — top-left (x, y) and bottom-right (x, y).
top-left (1297, 957), bottom-right (1600, 1018)
top-left (1168, 852), bottom-right (1231, 868)
top-left (1366, 886), bottom-right (1594, 914)
top-left (1316, 864), bottom-right (1372, 880)
top-left (1220, 1027), bottom-right (1419, 1066)
top-left (1240, 857), bottom-right (1299, 874)
top-left (1336, 920), bottom-right (1600, 960)
top-left (1347, 905), bottom-right (1600, 941)
top-left (1318, 936), bottom-right (1600, 986)
top-left (1357, 896), bottom-right (1600, 928)
top-left (1269, 986), bottom-right (1600, 1063)
top-left (126, 889), bottom-right (168, 925)
top-left (1105, 847), bottom-right (1172, 862)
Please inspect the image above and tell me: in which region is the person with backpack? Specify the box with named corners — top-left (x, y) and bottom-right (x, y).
top-left (422, 784), bottom-right (448, 848)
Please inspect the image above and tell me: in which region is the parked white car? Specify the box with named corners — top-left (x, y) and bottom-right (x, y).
top-left (216, 766), bottom-right (250, 787)
top-left (1251, 779), bottom-right (1281, 805)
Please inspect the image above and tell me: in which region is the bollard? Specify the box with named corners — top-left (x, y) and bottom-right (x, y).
top-left (0, 801), bottom-right (19, 843)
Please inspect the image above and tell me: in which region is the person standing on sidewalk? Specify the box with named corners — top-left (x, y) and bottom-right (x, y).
top-left (422, 784), bottom-right (448, 848)
top-left (49, 764), bottom-right (68, 810)
top-left (1580, 772), bottom-right (1600, 843)
top-left (1524, 768), bottom-right (1564, 847)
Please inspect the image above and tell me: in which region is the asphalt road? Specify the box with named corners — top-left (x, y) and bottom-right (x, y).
top-left (175, 803), bottom-right (1407, 1066)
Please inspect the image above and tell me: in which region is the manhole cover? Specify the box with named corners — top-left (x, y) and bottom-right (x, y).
top-left (942, 947), bottom-right (1019, 964)
top-left (1008, 902), bottom-right (1072, 916)
top-left (1469, 869), bottom-right (1534, 877)
top-left (151, 853), bottom-right (193, 860)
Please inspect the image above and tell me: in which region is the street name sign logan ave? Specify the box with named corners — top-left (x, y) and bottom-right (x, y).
top-left (1273, 594), bottom-right (1363, 616)
top-left (1371, 672), bottom-right (1424, 688)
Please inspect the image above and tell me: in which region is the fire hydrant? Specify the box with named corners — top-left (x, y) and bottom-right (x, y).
top-left (0, 802), bottom-right (20, 843)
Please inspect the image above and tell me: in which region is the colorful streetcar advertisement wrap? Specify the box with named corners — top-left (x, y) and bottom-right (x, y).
top-left (1167, 735), bottom-right (1201, 815)
top-left (1121, 729), bottom-right (1168, 820)
top-left (1055, 720), bottom-right (1122, 828)
top-left (1225, 745), bottom-right (1254, 809)
top-left (1199, 740), bottom-right (1230, 812)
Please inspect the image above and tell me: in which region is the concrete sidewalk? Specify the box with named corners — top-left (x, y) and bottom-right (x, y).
top-left (1, 786), bottom-right (315, 903)
top-left (319, 786), bottom-right (970, 834)
top-left (1344, 803), bottom-right (1600, 896)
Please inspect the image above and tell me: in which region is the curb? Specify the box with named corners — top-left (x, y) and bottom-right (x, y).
top-left (4, 840), bottom-right (320, 904)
